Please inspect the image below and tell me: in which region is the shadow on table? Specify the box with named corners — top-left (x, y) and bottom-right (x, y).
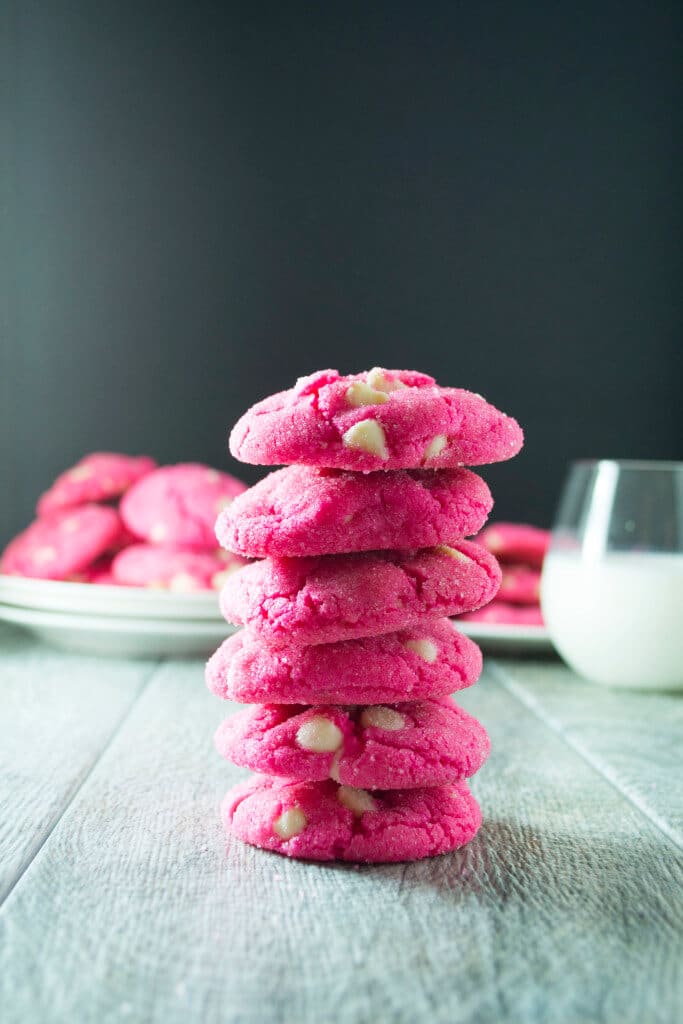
top-left (316, 816), bottom-right (682, 932)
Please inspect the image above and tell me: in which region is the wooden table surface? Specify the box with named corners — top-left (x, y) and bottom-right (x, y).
top-left (1, 621), bottom-right (681, 1024)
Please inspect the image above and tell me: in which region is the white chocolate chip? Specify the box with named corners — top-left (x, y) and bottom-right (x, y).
top-left (296, 716), bottom-right (344, 753)
top-left (423, 434), bottom-right (447, 461)
top-left (168, 572), bottom-right (201, 593)
top-left (68, 465), bottom-right (93, 481)
top-left (404, 638), bottom-right (439, 663)
top-left (215, 496), bottom-right (233, 513)
top-left (337, 786), bottom-right (377, 817)
top-left (60, 517), bottom-right (80, 533)
top-left (272, 807), bottom-right (307, 840)
top-left (145, 580), bottom-right (166, 590)
top-left (342, 420), bottom-right (388, 460)
top-left (366, 368), bottom-right (406, 393)
top-left (32, 546), bottom-right (57, 564)
top-left (435, 544), bottom-right (469, 562)
top-left (360, 706), bottom-right (405, 731)
top-left (345, 381), bottom-right (389, 408)
top-left (149, 522), bottom-right (168, 543)
top-left (205, 469), bottom-right (220, 482)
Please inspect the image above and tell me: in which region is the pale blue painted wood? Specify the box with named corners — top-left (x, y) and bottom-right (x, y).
top-left (488, 657), bottom-right (683, 848)
top-left (0, 624), bottom-right (157, 901)
top-left (1, 646), bottom-right (680, 1024)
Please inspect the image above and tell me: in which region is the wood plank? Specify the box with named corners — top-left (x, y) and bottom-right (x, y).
top-left (489, 657), bottom-right (683, 847)
top-left (0, 623), bottom-right (156, 901)
top-left (1, 658), bottom-right (681, 1024)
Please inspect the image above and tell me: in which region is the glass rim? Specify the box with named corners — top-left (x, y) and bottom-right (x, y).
top-left (570, 458), bottom-right (683, 472)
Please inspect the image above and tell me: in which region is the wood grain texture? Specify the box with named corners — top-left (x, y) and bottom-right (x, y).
top-left (1, 651), bottom-right (681, 1024)
top-left (0, 623), bottom-right (156, 901)
top-left (489, 658), bottom-right (683, 848)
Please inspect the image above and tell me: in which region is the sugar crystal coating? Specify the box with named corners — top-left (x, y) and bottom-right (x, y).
top-left (223, 776), bottom-right (482, 862)
top-left (216, 465), bottom-right (492, 559)
top-left (219, 541), bottom-right (501, 646)
top-left (205, 618), bottom-right (482, 705)
top-left (215, 697), bottom-right (490, 789)
top-left (229, 368), bottom-right (523, 470)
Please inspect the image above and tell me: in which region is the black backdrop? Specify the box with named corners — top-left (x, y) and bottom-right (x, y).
top-left (2, 1), bottom-right (681, 545)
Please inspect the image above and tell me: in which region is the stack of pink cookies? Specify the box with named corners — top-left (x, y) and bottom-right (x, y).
top-left (460, 522), bottom-right (551, 627)
top-left (207, 368), bottom-right (523, 863)
top-left (1, 456), bottom-right (246, 591)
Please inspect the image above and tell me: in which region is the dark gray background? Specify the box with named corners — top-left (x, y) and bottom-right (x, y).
top-left (2, 1), bottom-right (681, 545)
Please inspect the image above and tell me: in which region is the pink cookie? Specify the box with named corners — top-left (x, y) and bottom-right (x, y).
top-left (206, 618), bottom-right (482, 704)
top-left (460, 600), bottom-right (544, 627)
top-left (498, 565), bottom-right (541, 605)
top-left (215, 697), bottom-right (490, 789)
top-left (219, 541), bottom-right (501, 646)
top-left (68, 554), bottom-right (117, 584)
top-left (121, 463), bottom-right (247, 549)
top-left (1, 505), bottom-right (124, 580)
top-left (229, 368), bottom-right (523, 471)
top-left (216, 465), bottom-right (492, 558)
top-left (112, 543), bottom-right (243, 591)
top-left (223, 775), bottom-right (482, 862)
top-left (476, 522), bottom-right (550, 569)
top-left (36, 452), bottom-right (156, 518)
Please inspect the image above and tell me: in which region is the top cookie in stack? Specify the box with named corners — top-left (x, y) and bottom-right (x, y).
top-left (211, 367), bottom-right (523, 863)
top-left (228, 367), bottom-right (522, 472)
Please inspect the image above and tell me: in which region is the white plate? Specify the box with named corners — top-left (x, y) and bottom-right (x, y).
top-left (0, 574), bottom-right (220, 620)
top-left (0, 575), bottom-right (553, 657)
top-left (457, 620), bottom-right (553, 654)
top-left (0, 603), bottom-right (232, 658)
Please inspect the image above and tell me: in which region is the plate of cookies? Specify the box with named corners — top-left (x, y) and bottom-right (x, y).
top-left (455, 521), bottom-right (553, 653)
top-left (0, 443), bottom-right (554, 658)
top-left (0, 454), bottom-right (245, 657)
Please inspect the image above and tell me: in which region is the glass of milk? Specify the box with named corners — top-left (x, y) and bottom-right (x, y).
top-left (541, 460), bottom-right (683, 690)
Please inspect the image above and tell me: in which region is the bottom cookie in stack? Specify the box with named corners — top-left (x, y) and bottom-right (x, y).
top-left (222, 775), bottom-right (482, 863)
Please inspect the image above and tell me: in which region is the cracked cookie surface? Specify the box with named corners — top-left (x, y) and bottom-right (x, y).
top-left (229, 368), bottom-right (523, 471)
top-left (216, 465), bottom-right (492, 558)
top-left (206, 617), bottom-right (482, 704)
top-left (219, 540), bottom-right (501, 646)
top-left (223, 775), bottom-right (482, 862)
top-left (216, 696), bottom-right (490, 789)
